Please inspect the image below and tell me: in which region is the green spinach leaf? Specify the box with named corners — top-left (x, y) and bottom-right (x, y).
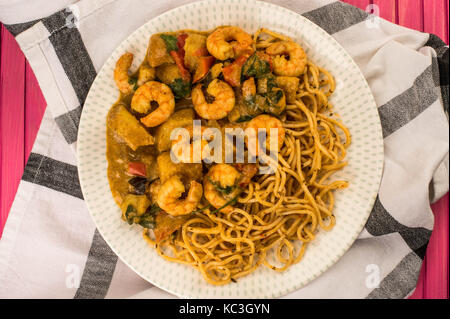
top-left (128, 77), bottom-right (138, 91)
top-left (125, 204), bottom-right (137, 225)
top-left (208, 177), bottom-right (235, 195)
top-left (210, 197), bottom-right (238, 214)
top-left (137, 204), bottom-right (161, 229)
top-left (160, 34), bottom-right (178, 53)
top-left (265, 74), bottom-right (278, 92)
top-left (146, 204), bottom-right (162, 216)
top-left (242, 54), bottom-right (270, 78)
top-left (191, 204), bottom-right (212, 214)
top-left (169, 78), bottom-right (191, 99)
top-left (266, 89), bottom-right (283, 106)
top-left (236, 115), bottom-right (255, 123)
top-left (138, 214), bottom-right (156, 229)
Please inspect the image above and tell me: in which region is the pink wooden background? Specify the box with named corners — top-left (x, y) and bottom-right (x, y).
top-left (0, 0), bottom-right (448, 299)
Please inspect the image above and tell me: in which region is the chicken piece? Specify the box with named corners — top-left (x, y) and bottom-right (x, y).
top-left (120, 194), bottom-right (152, 224)
top-left (147, 34), bottom-right (175, 67)
top-left (154, 108), bottom-right (195, 152)
top-left (183, 33), bottom-right (208, 72)
top-left (137, 64), bottom-right (156, 86)
top-left (155, 63), bottom-right (182, 85)
top-left (107, 104), bottom-right (154, 151)
top-left (156, 151), bottom-right (203, 184)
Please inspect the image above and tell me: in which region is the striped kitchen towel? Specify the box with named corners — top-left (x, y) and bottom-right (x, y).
top-left (0, 0), bottom-right (448, 299)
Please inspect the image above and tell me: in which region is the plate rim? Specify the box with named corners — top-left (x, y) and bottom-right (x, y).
top-left (77, 0), bottom-right (384, 298)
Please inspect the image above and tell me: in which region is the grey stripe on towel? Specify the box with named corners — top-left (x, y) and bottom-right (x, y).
top-left (74, 229), bottom-right (118, 299)
top-left (366, 252), bottom-right (422, 299)
top-left (22, 153), bottom-right (83, 199)
top-left (40, 8), bottom-right (97, 144)
top-left (4, 19), bottom-right (40, 36)
top-left (55, 105), bottom-right (83, 145)
top-left (44, 21), bottom-right (97, 106)
top-left (5, 8), bottom-right (72, 36)
top-left (37, 8), bottom-right (118, 297)
top-left (302, 1), bottom-right (368, 35)
top-left (378, 65), bottom-right (439, 138)
top-left (365, 197), bottom-right (432, 259)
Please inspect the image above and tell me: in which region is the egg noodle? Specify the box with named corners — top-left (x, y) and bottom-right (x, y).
top-left (141, 27), bottom-right (351, 285)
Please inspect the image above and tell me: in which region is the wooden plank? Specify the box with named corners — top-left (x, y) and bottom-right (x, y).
top-left (403, 4), bottom-right (425, 301)
top-left (0, 24), bottom-right (26, 237)
top-left (24, 62), bottom-right (46, 160)
top-left (398, 0), bottom-right (424, 31)
top-left (423, 0), bottom-right (449, 44)
top-left (372, 0), bottom-right (397, 22)
top-left (424, 193), bottom-right (449, 298)
top-left (447, 0), bottom-right (449, 44)
top-left (342, 0), bottom-right (372, 11)
top-left (342, 0), bottom-right (398, 26)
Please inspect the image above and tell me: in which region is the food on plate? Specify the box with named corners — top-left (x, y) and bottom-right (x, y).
top-left (106, 26), bottom-right (351, 285)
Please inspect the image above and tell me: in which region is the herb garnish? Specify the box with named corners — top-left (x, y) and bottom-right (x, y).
top-left (210, 197), bottom-right (238, 214)
top-left (146, 204), bottom-right (162, 215)
top-left (236, 115), bottom-right (255, 123)
top-left (125, 204), bottom-right (137, 225)
top-left (137, 204), bottom-right (161, 229)
top-left (138, 214), bottom-right (156, 229)
top-left (242, 53), bottom-right (271, 78)
top-left (208, 177), bottom-right (235, 195)
top-left (128, 78), bottom-right (138, 91)
top-left (263, 74), bottom-right (277, 92)
top-left (169, 78), bottom-right (191, 99)
top-left (126, 203), bottom-right (161, 229)
top-left (160, 34), bottom-right (178, 53)
top-left (191, 204), bottom-right (212, 214)
top-left (266, 89), bottom-right (283, 106)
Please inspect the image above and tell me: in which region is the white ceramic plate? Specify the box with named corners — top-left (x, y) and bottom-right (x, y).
top-left (78, 0), bottom-right (384, 298)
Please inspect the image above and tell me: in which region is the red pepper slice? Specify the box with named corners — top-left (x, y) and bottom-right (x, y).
top-left (128, 162), bottom-right (146, 177)
top-left (176, 33), bottom-right (188, 59)
top-left (222, 54), bottom-right (250, 87)
top-left (170, 50), bottom-right (191, 82)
